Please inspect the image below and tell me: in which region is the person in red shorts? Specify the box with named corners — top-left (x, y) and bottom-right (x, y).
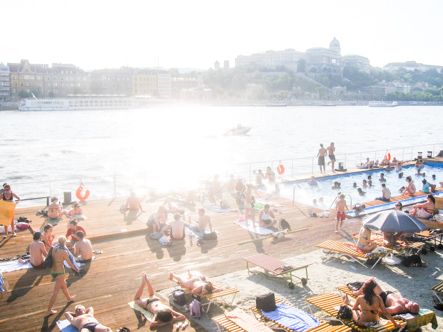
top-left (335, 194), bottom-right (349, 233)
top-left (66, 219), bottom-right (86, 250)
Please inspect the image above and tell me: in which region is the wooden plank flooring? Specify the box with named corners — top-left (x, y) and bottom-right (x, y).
top-left (0, 165), bottom-right (440, 331)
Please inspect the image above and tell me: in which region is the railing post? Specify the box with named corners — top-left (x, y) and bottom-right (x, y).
top-left (113, 175), bottom-right (117, 198)
top-left (292, 159), bottom-right (294, 177)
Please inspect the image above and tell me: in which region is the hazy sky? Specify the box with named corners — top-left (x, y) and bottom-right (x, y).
top-left (2, 0), bottom-right (442, 71)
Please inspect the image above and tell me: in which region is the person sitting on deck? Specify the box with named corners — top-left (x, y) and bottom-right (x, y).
top-left (65, 305), bottom-right (112, 332)
top-left (383, 231), bottom-right (404, 247)
top-left (124, 191), bottom-right (144, 213)
top-left (48, 197), bottom-right (64, 220)
top-left (169, 270), bottom-right (220, 296)
top-left (19, 232), bottom-right (48, 269)
top-left (146, 206), bottom-right (168, 233)
top-left (258, 204), bottom-right (277, 228)
top-left (135, 272), bottom-right (186, 328)
top-left (66, 219), bottom-right (87, 249)
top-left (186, 208), bottom-right (213, 234)
top-left (376, 183), bottom-right (391, 202)
top-left (342, 280), bottom-right (401, 329)
top-left (42, 224), bottom-right (56, 250)
top-left (73, 231), bottom-right (93, 262)
top-left (380, 156), bottom-right (390, 166)
top-left (403, 176), bottom-right (416, 196)
top-left (350, 278), bottom-right (420, 315)
top-left (66, 202), bottom-right (86, 220)
top-left (167, 213), bottom-right (185, 241)
top-left (410, 194), bottom-right (435, 219)
top-left (356, 226), bottom-right (377, 252)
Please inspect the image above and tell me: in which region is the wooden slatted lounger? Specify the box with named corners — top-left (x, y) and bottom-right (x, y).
top-left (249, 298), bottom-right (351, 332)
top-left (244, 253), bottom-right (311, 288)
top-left (431, 280), bottom-right (443, 305)
top-left (212, 308), bottom-right (274, 332)
top-left (316, 240), bottom-right (390, 269)
top-left (170, 277), bottom-right (239, 313)
top-left (305, 293), bottom-right (406, 332)
top-left (337, 285), bottom-right (439, 331)
top-left (352, 234), bottom-right (425, 255)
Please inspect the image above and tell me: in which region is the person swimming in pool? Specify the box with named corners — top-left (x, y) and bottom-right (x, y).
top-left (135, 272), bottom-right (186, 327)
top-left (65, 305), bottom-right (112, 332)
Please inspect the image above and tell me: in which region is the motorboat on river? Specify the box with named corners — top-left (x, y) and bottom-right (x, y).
top-left (224, 125), bottom-right (252, 136)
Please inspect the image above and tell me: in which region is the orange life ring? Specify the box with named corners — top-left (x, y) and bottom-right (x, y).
top-left (277, 164), bottom-right (285, 175)
top-left (76, 185), bottom-right (90, 202)
top-left (384, 153), bottom-right (391, 161)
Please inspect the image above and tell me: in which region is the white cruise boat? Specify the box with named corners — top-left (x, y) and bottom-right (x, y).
top-left (368, 101), bottom-right (398, 108)
top-left (19, 94), bottom-right (138, 111)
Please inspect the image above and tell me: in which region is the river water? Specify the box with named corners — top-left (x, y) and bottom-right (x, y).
top-left (1, 105), bottom-right (442, 205)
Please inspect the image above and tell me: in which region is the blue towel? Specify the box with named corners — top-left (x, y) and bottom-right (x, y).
top-left (0, 275), bottom-right (4, 292)
top-left (262, 302), bottom-right (320, 331)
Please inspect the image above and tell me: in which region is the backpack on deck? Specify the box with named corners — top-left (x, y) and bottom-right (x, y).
top-left (190, 299), bottom-right (202, 319)
top-left (280, 219), bottom-right (291, 231)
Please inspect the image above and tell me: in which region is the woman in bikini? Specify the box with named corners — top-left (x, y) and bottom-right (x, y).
top-left (47, 236), bottom-right (80, 315)
top-left (169, 270), bottom-right (217, 296)
top-left (134, 272), bottom-right (186, 327)
top-left (410, 194), bottom-right (435, 219)
top-left (2, 184), bottom-right (20, 237)
top-left (403, 176), bottom-right (416, 196)
top-left (347, 279), bottom-right (400, 328)
top-left (42, 224), bottom-right (56, 250)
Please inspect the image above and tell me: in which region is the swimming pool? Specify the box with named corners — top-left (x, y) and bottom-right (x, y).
top-left (273, 162), bottom-right (443, 211)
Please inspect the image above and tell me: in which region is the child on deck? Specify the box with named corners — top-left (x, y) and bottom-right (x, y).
top-left (335, 194), bottom-right (349, 233)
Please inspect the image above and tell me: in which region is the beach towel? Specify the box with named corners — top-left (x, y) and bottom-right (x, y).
top-left (48, 218), bottom-right (62, 223)
top-left (0, 260), bottom-right (33, 273)
top-left (128, 301), bottom-right (154, 320)
top-left (0, 201), bottom-right (15, 227)
top-left (262, 302), bottom-right (320, 331)
top-left (186, 226), bottom-right (218, 240)
top-left (0, 225), bottom-right (16, 234)
top-left (56, 319), bottom-right (79, 332)
top-left (204, 205), bottom-right (231, 214)
top-left (235, 221), bottom-right (276, 235)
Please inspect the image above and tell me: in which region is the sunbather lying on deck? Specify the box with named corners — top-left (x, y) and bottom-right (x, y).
top-left (134, 272), bottom-right (185, 327)
top-left (65, 305), bottom-right (112, 332)
top-left (350, 277), bottom-right (420, 315)
top-left (343, 279), bottom-right (400, 328)
top-left (169, 270), bottom-right (221, 296)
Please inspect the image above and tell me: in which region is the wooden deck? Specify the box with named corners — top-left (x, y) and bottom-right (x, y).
top-left (0, 166), bottom-right (440, 331)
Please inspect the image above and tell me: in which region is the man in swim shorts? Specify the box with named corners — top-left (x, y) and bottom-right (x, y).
top-left (327, 142), bottom-right (336, 172)
top-left (65, 305), bottom-right (112, 332)
top-left (317, 143), bottom-right (327, 173)
top-left (352, 278), bottom-right (420, 315)
top-left (258, 204), bottom-right (277, 228)
top-left (335, 194), bottom-right (349, 232)
top-left (19, 232), bottom-right (48, 269)
top-left (135, 272), bottom-right (186, 327)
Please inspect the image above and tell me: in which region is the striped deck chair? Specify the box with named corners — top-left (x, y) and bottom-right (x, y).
top-left (352, 234), bottom-right (425, 255)
top-left (305, 293), bottom-right (406, 332)
top-left (431, 280), bottom-right (443, 305)
top-left (316, 240), bottom-right (390, 269)
top-left (249, 298), bottom-right (351, 332)
top-left (170, 276), bottom-right (239, 313)
top-left (337, 285), bottom-right (439, 331)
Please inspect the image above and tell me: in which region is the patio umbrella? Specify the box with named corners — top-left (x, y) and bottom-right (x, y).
top-left (363, 210), bottom-right (429, 233)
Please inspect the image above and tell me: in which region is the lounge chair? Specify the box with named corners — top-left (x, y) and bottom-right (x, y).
top-left (305, 293), bottom-right (406, 332)
top-left (431, 280), bottom-right (443, 305)
top-left (337, 284), bottom-right (439, 331)
top-left (170, 275), bottom-right (239, 313)
top-left (244, 253), bottom-right (311, 288)
top-left (249, 298), bottom-right (351, 332)
top-left (352, 234), bottom-right (425, 255)
top-left (316, 240), bottom-right (390, 269)
top-left (212, 308), bottom-right (274, 332)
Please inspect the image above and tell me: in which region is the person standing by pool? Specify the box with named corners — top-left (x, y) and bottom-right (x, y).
top-left (335, 194), bottom-right (349, 232)
top-left (327, 142), bottom-right (336, 172)
top-left (317, 144), bottom-right (327, 174)
top-left (376, 183), bottom-right (391, 202)
top-left (1, 184), bottom-right (20, 237)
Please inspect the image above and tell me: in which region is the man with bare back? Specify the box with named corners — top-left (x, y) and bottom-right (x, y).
top-left (327, 142), bottom-right (336, 172)
top-left (65, 305), bottom-right (112, 332)
top-left (317, 143), bottom-right (327, 173)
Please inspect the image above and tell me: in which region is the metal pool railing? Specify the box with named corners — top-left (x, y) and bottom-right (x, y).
top-left (7, 142), bottom-right (443, 207)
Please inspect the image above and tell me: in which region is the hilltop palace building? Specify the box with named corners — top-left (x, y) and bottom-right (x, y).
top-left (235, 38), bottom-right (370, 76)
